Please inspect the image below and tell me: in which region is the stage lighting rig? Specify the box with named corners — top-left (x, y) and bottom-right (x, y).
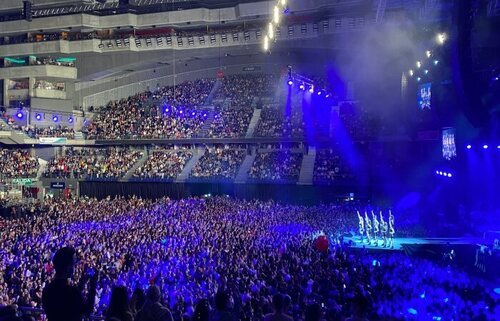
top-left (263, 0), bottom-right (290, 52)
top-left (285, 68), bottom-right (332, 99)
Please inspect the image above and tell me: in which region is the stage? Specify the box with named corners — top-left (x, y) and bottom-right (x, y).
top-left (344, 236), bottom-right (486, 251)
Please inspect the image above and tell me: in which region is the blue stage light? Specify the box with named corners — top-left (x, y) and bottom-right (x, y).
top-left (466, 144), bottom-right (472, 149)
top-left (68, 117), bottom-right (74, 123)
top-left (416, 77), bottom-right (421, 82)
top-left (287, 80), bottom-right (293, 86)
top-left (191, 111), bottom-right (196, 116)
top-left (497, 145), bottom-right (500, 149)
top-left (438, 171), bottom-right (442, 175)
top-left (16, 111), bottom-right (23, 119)
top-left (435, 170), bottom-right (439, 175)
top-left (483, 144), bottom-right (488, 149)
top-left (447, 173), bottom-right (452, 177)
top-left (309, 86), bottom-right (314, 93)
top-left (408, 308), bottom-right (418, 315)
top-left (52, 115), bottom-right (59, 122)
top-left (35, 113), bottom-right (42, 121)
top-left (299, 84), bottom-right (305, 90)
top-left (442, 172), bottom-right (447, 176)
top-left (317, 91), bottom-right (322, 96)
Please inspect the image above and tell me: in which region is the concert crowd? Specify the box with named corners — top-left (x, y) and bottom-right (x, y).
top-left (0, 196), bottom-right (497, 321)
top-left (0, 149), bottom-right (39, 179)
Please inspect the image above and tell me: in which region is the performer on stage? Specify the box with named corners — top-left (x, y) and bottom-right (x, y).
top-left (388, 209), bottom-right (395, 249)
top-left (357, 210), bottom-right (365, 242)
top-left (371, 210), bottom-right (380, 246)
top-left (364, 211), bottom-right (372, 244)
top-left (380, 211), bottom-right (388, 247)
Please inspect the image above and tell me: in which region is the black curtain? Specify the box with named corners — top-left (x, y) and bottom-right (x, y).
top-left (79, 181), bottom-right (369, 205)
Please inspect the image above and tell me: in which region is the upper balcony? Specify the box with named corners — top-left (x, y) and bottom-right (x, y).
top-left (0, 57), bottom-right (77, 79)
top-left (0, 15), bottom-right (371, 57)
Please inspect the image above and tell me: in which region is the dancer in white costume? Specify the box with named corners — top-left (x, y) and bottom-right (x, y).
top-left (357, 210), bottom-right (365, 242)
top-left (364, 211), bottom-right (372, 244)
top-left (380, 211), bottom-right (388, 247)
top-left (371, 210), bottom-right (379, 246)
top-left (388, 209), bottom-right (395, 249)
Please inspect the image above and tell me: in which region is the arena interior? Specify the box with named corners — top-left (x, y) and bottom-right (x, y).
top-left (0, 0), bottom-right (499, 320)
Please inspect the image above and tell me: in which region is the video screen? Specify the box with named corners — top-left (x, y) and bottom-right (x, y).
top-left (418, 83), bottom-right (432, 110)
top-left (442, 127), bottom-right (457, 160)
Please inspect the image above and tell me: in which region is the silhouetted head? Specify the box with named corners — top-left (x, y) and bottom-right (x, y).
top-left (214, 291), bottom-right (229, 311)
top-left (146, 285), bottom-right (161, 303)
top-left (53, 247), bottom-right (76, 278)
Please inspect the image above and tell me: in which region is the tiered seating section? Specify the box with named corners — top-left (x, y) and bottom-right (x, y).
top-left (313, 149), bottom-right (354, 184)
top-left (255, 106), bottom-right (304, 138)
top-left (86, 78), bottom-right (215, 140)
top-left (2, 74), bottom-right (381, 142)
top-left (248, 150), bottom-right (303, 182)
top-left (23, 125), bottom-right (75, 139)
top-left (0, 149), bottom-right (39, 178)
top-left (132, 148), bottom-right (192, 181)
top-left (1, 146), bottom-right (360, 184)
top-left (43, 147), bottom-right (142, 180)
top-left (190, 147), bottom-right (246, 180)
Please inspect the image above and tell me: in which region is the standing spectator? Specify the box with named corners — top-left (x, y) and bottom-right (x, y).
top-left (135, 286), bottom-right (173, 321)
top-left (263, 294), bottom-right (292, 321)
top-left (42, 247), bottom-right (97, 321)
top-left (304, 303), bottom-right (323, 321)
top-left (210, 291), bottom-right (235, 321)
top-left (193, 299), bottom-right (210, 321)
top-left (130, 288), bottom-right (146, 317)
top-left (106, 286), bottom-right (134, 321)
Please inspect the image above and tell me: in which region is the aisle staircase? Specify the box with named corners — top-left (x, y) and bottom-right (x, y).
top-left (298, 147), bottom-right (317, 185)
top-left (175, 147), bottom-right (205, 182)
top-left (36, 159), bottom-right (48, 179)
top-left (205, 80), bottom-right (222, 105)
top-left (245, 109), bottom-right (261, 138)
top-left (197, 108), bottom-right (215, 138)
top-left (234, 152), bottom-right (256, 183)
top-left (120, 151), bottom-right (149, 182)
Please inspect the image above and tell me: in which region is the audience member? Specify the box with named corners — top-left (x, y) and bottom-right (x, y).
top-left (106, 286), bottom-right (133, 321)
top-left (135, 286), bottom-right (173, 321)
top-left (42, 247), bottom-right (97, 321)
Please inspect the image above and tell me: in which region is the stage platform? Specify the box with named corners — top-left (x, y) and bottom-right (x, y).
top-left (344, 236), bottom-right (486, 251)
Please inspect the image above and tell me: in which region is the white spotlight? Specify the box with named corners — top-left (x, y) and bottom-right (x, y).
top-left (263, 36), bottom-right (269, 51)
top-left (268, 23), bottom-right (274, 39)
top-left (426, 50), bottom-right (431, 58)
top-left (416, 61), bottom-right (422, 69)
top-left (274, 6), bottom-right (280, 24)
top-left (409, 69), bottom-right (414, 77)
top-left (437, 33), bottom-right (447, 45)
top-left (281, 0), bottom-right (287, 7)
